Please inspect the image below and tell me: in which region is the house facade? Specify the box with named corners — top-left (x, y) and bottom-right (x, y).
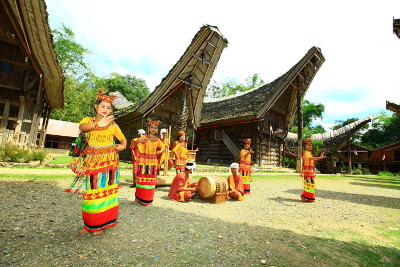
top-left (115, 25), bottom-right (228, 162)
top-left (0, 0), bottom-right (64, 149)
top-left (196, 46), bottom-right (325, 167)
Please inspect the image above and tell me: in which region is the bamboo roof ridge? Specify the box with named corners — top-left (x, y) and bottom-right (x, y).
top-left (114, 24), bottom-right (228, 126)
top-left (286, 116), bottom-right (373, 152)
top-left (4, 0), bottom-right (64, 109)
top-left (386, 100), bottom-right (400, 114)
top-left (200, 46), bottom-right (325, 127)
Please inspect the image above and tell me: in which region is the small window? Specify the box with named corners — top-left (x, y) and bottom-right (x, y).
top-left (394, 151), bottom-right (400, 162)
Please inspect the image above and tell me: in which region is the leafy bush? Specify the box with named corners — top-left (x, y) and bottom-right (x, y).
top-left (352, 169), bottom-right (362, 175)
top-left (0, 143), bottom-right (47, 163)
top-left (377, 172), bottom-right (400, 177)
top-left (361, 168), bottom-right (370, 175)
top-left (31, 150), bottom-right (48, 163)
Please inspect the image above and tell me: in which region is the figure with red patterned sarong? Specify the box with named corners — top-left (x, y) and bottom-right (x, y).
top-left (68, 89), bottom-right (127, 236)
top-left (172, 131), bottom-right (188, 174)
top-left (129, 129), bottom-right (145, 188)
top-left (240, 138), bottom-right (254, 194)
top-left (301, 139), bottom-right (325, 202)
top-left (168, 161), bottom-right (198, 201)
top-left (135, 118), bottom-right (166, 205)
top-left (227, 163), bottom-right (244, 201)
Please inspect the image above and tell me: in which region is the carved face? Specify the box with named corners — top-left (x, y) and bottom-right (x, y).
top-left (95, 101), bottom-right (112, 117)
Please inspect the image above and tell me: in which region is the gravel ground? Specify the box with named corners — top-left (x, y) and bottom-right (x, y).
top-left (0, 170), bottom-right (399, 266)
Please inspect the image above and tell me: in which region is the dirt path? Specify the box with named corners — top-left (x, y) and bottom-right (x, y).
top-left (0, 171), bottom-right (399, 266)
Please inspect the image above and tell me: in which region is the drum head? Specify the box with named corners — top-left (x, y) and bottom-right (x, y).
top-left (198, 177), bottom-right (216, 198)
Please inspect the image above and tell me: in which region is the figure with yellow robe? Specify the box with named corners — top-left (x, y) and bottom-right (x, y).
top-left (129, 129), bottom-right (145, 188)
top-left (301, 139), bottom-right (325, 202)
top-left (239, 138), bottom-right (254, 194)
top-left (68, 90), bottom-right (127, 236)
top-left (172, 131), bottom-right (188, 173)
top-left (135, 119), bottom-right (166, 205)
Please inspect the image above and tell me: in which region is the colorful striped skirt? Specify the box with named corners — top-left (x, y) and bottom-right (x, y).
top-left (136, 164), bottom-right (158, 205)
top-left (301, 171), bottom-right (316, 202)
top-left (241, 172), bottom-right (251, 194)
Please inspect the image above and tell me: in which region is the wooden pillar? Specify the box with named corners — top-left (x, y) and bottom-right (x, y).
top-left (28, 75), bottom-right (43, 149)
top-left (0, 99), bottom-right (11, 132)
top-left (14, 96), bottom-right (25, 135)
top-left (282, 139), bottom-right (285, 168)
top-left (348, 142), bottom-right (353, 175)
top-left (38, 104), bottom-right (51, 149)
top-left (296, 83), bottom-right (303, 173)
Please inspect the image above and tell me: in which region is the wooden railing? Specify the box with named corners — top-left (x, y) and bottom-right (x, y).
top-left (215, 131), bottom-right (240, 158)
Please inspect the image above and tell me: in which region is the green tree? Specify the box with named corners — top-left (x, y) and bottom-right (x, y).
top-left (96, 73), bottom-right (150, 104)
top-left (361, 112), bottom-right (400, 149)
top-left (206, 74), bottom-right (266, 98)
top-left (294, 99), bottom-right (325, 128)
top-left (50, 78), bottom-right (97, 122)
top-left (50, 24), bottom-right (98, 122)
top-left (52, 24), bottom-right (93, 78)
top-left (291, 99), bottom-right (326, 135)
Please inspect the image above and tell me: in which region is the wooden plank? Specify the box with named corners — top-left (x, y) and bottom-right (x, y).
top-left (0, 99), bottom-right (11, 132)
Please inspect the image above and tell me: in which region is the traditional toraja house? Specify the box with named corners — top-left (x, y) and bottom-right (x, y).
top-left (0, 0), bottom-right (64, 149)
top-left (114, 25), bottom-right (228, 162)
top-left (368, 142), bottom-right (400, 174)
top-left (196, 46), bottom-right (325, 167)
top-left (393, 17), bottom-right (400, 39)
top-left (386, 101), bottom-right (400, 114)
top-left (286, 116), bottom-right (373, 173)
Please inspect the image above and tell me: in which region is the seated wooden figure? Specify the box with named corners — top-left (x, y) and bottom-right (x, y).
top-left (227, 163), bottom-right (244, 201)
top-left (168, 161), bottom-right (198, 202)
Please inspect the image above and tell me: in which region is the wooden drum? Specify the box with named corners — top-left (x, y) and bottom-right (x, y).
top-left (197, 176), bottom-right (228, 204)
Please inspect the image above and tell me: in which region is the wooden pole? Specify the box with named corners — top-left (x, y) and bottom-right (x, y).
top-left (163, 126), bottom-right (172, 176)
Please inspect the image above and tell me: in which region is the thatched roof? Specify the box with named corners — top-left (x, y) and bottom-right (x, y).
top-left (200, 46), bottom-right (325, 127)
top-left (2, 0), bottom-right (64, 108)
top-left (386, 100), bottom-right (400, 114)
top-left (114, 25), bottom-right (228, 126)
top-left (394, 17), bottom-right (400, 39)
top-left (286, 116), bottom-right (373, 152)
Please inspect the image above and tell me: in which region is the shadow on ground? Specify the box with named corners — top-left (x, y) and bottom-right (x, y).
top-left (0, 180), bottom-right (398, 266)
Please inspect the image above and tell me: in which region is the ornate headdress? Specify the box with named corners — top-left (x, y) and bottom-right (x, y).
top-left (147, 118), bottom-right (161, 126)
top-left (304, 138), bottom-right (313, 145)
top-left (243, 138), bottom-right (251, 144)
top-left (177, 131), bottom-right (185, 136)
top-left (97, 88), bottom-right (117, 104)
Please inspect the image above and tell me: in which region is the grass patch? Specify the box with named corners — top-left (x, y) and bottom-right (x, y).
top-left (47, 156), bottom-right (72, 164)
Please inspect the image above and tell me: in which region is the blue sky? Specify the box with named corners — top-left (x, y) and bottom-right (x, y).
top-left (46, 0), bottom-right (400, 129)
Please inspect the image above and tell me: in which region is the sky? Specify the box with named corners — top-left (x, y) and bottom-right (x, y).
top-left (45, 0), bottom-right (400, 129)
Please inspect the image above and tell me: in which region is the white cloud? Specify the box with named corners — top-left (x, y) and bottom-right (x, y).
top-left (46, 0), bottom-right (400, 124)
